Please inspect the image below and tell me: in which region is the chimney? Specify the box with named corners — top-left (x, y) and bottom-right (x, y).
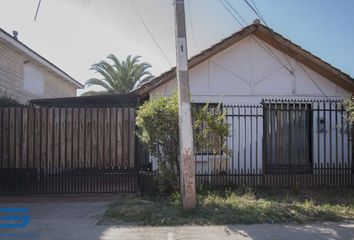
top-left (12, 30), bottom-right (18, 40)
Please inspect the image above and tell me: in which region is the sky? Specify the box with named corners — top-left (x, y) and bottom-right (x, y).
top-left (0, 0), bottom-right (353, 95)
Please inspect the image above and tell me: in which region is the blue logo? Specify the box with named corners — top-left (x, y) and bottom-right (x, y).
top-left (0, 208), bottom-right (39, 238)
top-left (0, 208), bottom-right (31, 229)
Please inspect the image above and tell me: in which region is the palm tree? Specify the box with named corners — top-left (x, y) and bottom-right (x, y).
top-left (82, 54), bottom-right (153, 95)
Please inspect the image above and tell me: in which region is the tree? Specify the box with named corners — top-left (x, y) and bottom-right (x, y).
top-left (82, 54), bottom-right (153, 95)
top-left (136, 95), bottom-right (230, 193)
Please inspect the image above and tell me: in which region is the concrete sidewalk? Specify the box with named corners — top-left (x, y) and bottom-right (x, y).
top-left (0, 200), bottom-right (353, 240)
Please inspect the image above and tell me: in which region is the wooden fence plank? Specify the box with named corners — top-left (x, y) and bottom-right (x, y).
top-left (111, 108), bottom-right (117, 168)
top-left (2, 108), bottom-right (9, 168)
top-left (59, 108), bottom-right (66, 170)
top-left (53, 108), bottom-right (60, 171)
top-left (117, 108), bottom-right (123, 166)
top-left (98, 108), bottom-right (104, 167)
top-left (66, 108), bottom-right (72, 170)
top-left (15, 107), bottom-right (22, 168)
top-left (91, 108), bottom-right (98, 168)
top-left (79, 108), bottom-right (85, 168)
top-left (85, 108), bottom-right (92, 168)
top-left (104, 108), bottom-right (110, 167)
top-left (40, 107), bottom-right (47, 171)
top-left (47, 108), bottom-right (53, 172)
top-left (9, 107), bottom-right (15, 168)
top-left (129, 108), bottom-right (135, 168)
top-left (72, 108), bottom-right (79, 169)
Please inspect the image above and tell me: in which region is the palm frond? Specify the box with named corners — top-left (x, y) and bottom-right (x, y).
top-left (84, 54), bottom-right (153, 95)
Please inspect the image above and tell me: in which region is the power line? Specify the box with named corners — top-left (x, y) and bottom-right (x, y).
top-left (224, 0), bottom-right (247, 26)
top-left (221, 0), bottom-right (330, 99)
top-left (220, 0), bottom-right (294, 75)
top-left (244, 0), bottom-right (328, 98)
top-left (242, 0), bottom-right (267, 26)
top-left (188, 0), bottom-right (197, 45)
top-left (130, 0), bottom-right (173, 67)
top-left (218, 0), bottom-right (243, 27)
top-left (298, 62), bottom-right (330, 100)
top-left (251, 36), bottom-right (294, 74)
top-left (249, 0), bottom-right (267, 25)
top-left (243, 0), bottom-right (294, 72)
top-left (34, 0), bottom-right (42, 21)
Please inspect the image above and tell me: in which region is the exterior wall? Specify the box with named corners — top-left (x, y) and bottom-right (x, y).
top-left (149, 35), bottom-right (351, 172)
top-left (0, 42), bottom-right (77, 102)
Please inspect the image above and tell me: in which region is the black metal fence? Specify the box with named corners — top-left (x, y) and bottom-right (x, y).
top-left (196, 99), bottom-right (354, 188)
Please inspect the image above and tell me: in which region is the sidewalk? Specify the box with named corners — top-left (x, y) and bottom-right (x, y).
top-left (0, 200), bottom-right (353, 240)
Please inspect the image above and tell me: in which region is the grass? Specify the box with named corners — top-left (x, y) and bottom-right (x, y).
top-left (103, 188), bottom-right (354, 226)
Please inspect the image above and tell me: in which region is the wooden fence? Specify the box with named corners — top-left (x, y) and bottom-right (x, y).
top-left (0, 106), bottom-right (138, 193)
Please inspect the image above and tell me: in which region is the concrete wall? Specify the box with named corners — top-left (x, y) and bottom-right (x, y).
top-left (0, 41), bottom-right (77, 102)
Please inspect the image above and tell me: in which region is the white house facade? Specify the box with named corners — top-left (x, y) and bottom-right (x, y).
top-left (133, 22), bottom-right (354, 176)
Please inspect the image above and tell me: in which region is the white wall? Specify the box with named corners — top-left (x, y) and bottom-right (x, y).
top-left (151, 36), bottom-right (349, 102)
top-left (150, 35), bottom-right (351, 172)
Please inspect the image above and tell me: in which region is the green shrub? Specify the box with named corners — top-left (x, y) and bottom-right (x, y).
top-left (0, 95), bottom-right (24, 107)
top-left (136, 95), bottom-right (230, 193)
top-left (344, 96), bottom-right (354, 124)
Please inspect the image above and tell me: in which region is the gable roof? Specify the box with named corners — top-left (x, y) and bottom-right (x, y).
top-left (132, 22), bottom-right (354, 98)
top-left (0, 27), bottom-right (83, 88)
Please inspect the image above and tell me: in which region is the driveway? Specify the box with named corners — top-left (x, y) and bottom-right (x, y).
top-left (0, 196), bottom-right (353, 240)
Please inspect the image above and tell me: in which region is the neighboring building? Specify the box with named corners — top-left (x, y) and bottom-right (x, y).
top-left (133, 21), bottom-right (354, 175)
top-left (0, 28), bottom-right (83, 102)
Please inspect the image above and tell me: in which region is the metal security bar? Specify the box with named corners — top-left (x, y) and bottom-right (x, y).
top-left (196, 100), bottom-right (354, 188)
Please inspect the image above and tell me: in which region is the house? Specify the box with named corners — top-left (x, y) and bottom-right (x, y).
top-left (133, 21), bottom-right (354, 179)
top-left (1, 21), bottom-right (353, 194)
top-left (0, 28), bottom-right (83, 102)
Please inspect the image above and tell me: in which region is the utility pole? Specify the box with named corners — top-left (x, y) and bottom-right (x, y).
top-left (173, 0), bottom-right (196, 209)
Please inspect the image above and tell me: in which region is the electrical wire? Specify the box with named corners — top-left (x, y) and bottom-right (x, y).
top-left (243, 0), bottom-right (294, 72)
top-left (225, 0), bottom-right (247, 26)
top-left (251, 36), bottom-right (294, 74)
top-left (130, 0), bottom-right (173, 67)
top-left (249, 0), bottom-right (267, 25)
top-left (34, 0), bottom-right (42, 21)
top-left (188, 0), bottom-right (197, 46)
top-left (220, 0), bottom-right (294, 75)
top-left (242, 0), bottom-right (267, 25)
top-left (218, 0), bottom-right (244, 27)
top-left (221, 0), bottom-right (330, 100)
top-left (298, 63), bottom-right (330, 100)
top-left (244, 0), bottom-right (330, 98)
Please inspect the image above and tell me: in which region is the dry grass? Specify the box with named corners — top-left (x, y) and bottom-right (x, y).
top-left (103, 188), bottom-right (354, 226)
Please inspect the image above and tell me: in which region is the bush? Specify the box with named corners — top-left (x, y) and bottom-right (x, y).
top-left (136, 95), bottom-right (230, 193)
top-left (0, 95), bottom-right (24, 107)
top-left (344, 96), bottom-right (354, 123)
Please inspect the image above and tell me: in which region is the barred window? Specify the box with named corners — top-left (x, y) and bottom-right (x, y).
top-left (192, 103), bottom-right (224, 155)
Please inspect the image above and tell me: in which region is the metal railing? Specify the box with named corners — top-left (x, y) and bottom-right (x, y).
top-left (195, 99), bottom-right (354, 188)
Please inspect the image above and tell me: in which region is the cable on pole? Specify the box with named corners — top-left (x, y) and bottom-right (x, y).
top-left (218, 0), bottom-right (244, 27)
top-left (130, 0), bottom-right (173, 67)
top-left (34, 0), bottom-right (42, 21)
top-left (188, 0), bottom-right (197, 46)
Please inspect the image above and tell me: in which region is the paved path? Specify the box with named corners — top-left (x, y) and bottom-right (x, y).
top-left (0, 198), bottom-right (353, 240)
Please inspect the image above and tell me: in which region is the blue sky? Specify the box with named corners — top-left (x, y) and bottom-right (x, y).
top-left (0, 0), bottom-right (353, 94)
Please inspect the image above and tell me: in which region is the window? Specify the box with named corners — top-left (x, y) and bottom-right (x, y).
top-left (23, 64), bottom-right (44, 96)
top-left (263, 102), bottom-right (312, 174)
top-left (192, 103), bottom-right (224, 155)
